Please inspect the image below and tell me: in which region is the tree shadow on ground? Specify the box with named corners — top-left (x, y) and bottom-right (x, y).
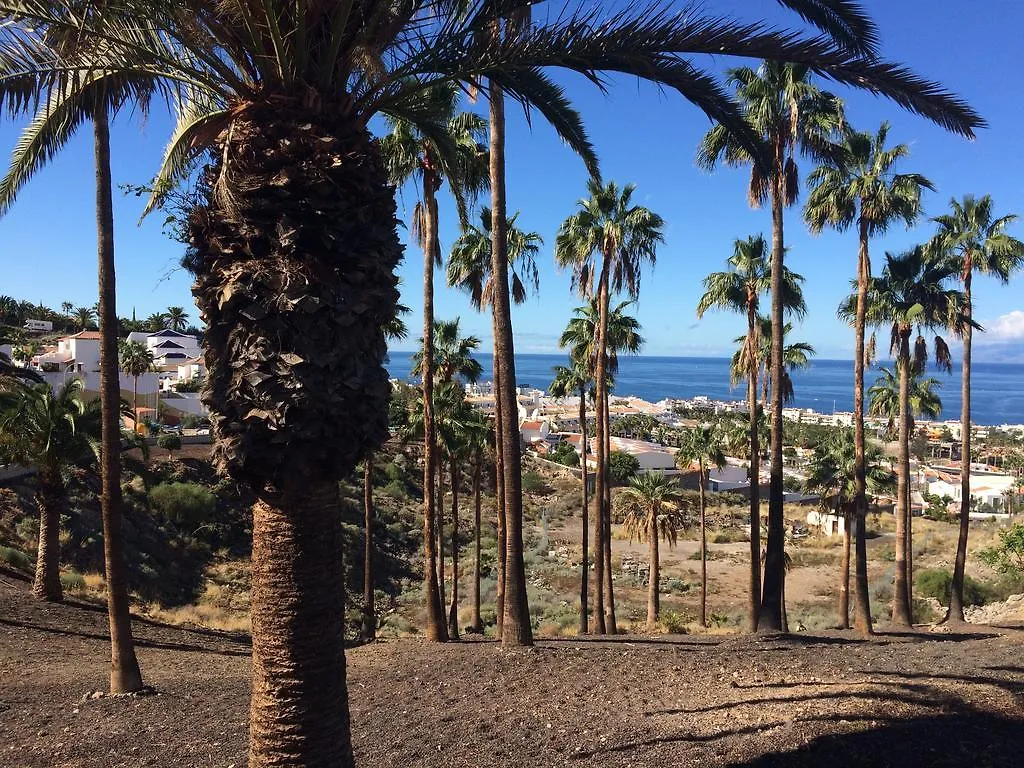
top-left (59, 596), bottom-right (251, 646)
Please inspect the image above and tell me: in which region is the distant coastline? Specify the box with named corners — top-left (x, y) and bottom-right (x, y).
top-left (385, 351), bottom-right (1024, 428)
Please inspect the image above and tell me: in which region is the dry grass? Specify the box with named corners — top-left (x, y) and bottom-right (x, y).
top-left (143, 601), bottom-right (251, 633)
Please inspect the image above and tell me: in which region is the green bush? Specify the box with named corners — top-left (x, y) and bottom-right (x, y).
top-left (916, 568), bottom-right (988, 607)
top-left (548, 442), bottom-right (580, 468)
top-left (979, 523), bottom-right (1024, 575)
top-left (0, 546), bottom-right (32, 571)
top-left (157, 433), bottom-right (182, 452)
top-left (712, 529), bottom-right (749, 544)
top-left (60, 570), bottom-right (86, 592)
top-left (179, 414), bottom-right (203, 429)
top-left (660, 610), bottom-right (688, 634)
top-left (608, 451), bottom-right (640, 485)
top-left (382, 480), bottom-right (407, 499)
top-left (149, 482), bottom-right (217, 528)
top-left (522, 471), bottom-right (548, 494)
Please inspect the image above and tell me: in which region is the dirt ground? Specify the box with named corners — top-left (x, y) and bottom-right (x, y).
top-left (1, 577), bottom-right (1021, 768)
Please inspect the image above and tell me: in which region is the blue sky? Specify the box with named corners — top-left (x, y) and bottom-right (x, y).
top-left (1, 1), bottom-right (1023, 362)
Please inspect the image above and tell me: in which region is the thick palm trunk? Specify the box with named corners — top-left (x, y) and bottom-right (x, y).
top-left (646, 513), bottom-right (659, 629)
top-left (437, 461), bottom-right (446, 613)
top-left (249, 482), bottom-right (353, 767)
top-left (489, 78), bottom-right (532, 647)
top-left (949, 270), bottom-right (973, 623)
top-left (420, 170), bottom-right (448, 642)
top-left (470, 455), bottom-right (484, 633)
top-left (95, 113), bottom-right (144, 693)
top-left (746, 305), bottom-right (761, 632)
top-left (839, 504), bottom-right (851, 629)
top-left (699, 471), bottom-right (708, 629)
top-left (362, 459), bottom-right (375, 642)
top-left (447, 459), bottom-right (461, 640)
top-left (603, 394), bottom-right (617, 634)
top-left (32, 471), bottom-right (64, 602)
top-left (892, 332), bottom-right (914, 627)
top-left (852, 223), bottom-right (874, 634)
top-left (492, 337), bottom-right (506, 640)
top-left (759, 165), bottom-right (786, 633)
top-left (591, 268), bottom-right (610, 634)
top-left (578, 388), bottom-right (589, 634)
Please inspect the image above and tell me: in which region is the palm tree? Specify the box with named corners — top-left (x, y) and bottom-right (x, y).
top-left (72, 306), bottom-right (96, 331)
top-left (556, 180), bottom-right (664, 635)
top-left (805, 121), bottom-right (933, 635)
top-left (0, 295), bottom-right (16, 325)
top-left (804, 427), bottom-right (895, 628)
top-left (446, 203), bottom-right (541, 641)
top-left (165, 306), bottom-right (189, 332)
top-left (466, 408), bottom-right (493, 636)
top-left (732, 317), bottom-right (815, 407)
top-left (60, 301), bottom-right (73, 330)
top-left (868, 368), bottom-right (943, 439)
top-left (677, 426), bottom-right (727, 628)
top-left (851, 246), bottom-right (964, 626)
top-left (144, 312), bottom-right (169, 332)
top-left (616, 473), bottom-right (685, 629)
top-left (550, 359), bottom-right (593, 633)
top-left (1, 2), bottom-right (982, 760)
top-left (0, 379), bottom-right (99, 601)
top-left (383, 82), bottom-right (487, 644)
top-left (698, 60), bottom-right (849, 633)
top-left (118, 340), bottom-right (154, 433)
top-left (558, 298), bottom-right (644, 634)
top-left (447, 207), bottom-right (542, 309)
top-left (0, 329), bottom-right (41, 386)
top-left (696, 233), bottom-right (806, 630)
top-left (929, 194), bottom-right (1024, 624)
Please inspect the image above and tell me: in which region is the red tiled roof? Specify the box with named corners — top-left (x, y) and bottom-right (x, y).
top-left (64, 331), bottom-right (102, 340)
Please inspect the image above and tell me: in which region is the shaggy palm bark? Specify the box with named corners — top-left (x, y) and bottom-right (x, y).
top-left (698, 467), bottom-right (708, 629)
top-left (447, 459), bottom-right (461, 640)
top-left (892, 331), bottom-right (914, 627)
top-left (839, 504), bottom-right (851, 629)
top-left (470, 455), bottom-right (484, 633)
top-left (32, 468), bottom-right (64, 602)
top-left (420, 165), bottom-right (448, 642)
top-left (759, 148), bottom-right (787, 633)
top-left (852, 223), bottom-right (874, 634)
top-left (489, 79), bottom-right (532, 647)
top-left (187, 105), bottom-right (401, 766)
top-left (362, 459), bottom-right (375, 641)
top-left (949, 266), bottom-right (974, 623)
top-left (746, 301), bottom-right (761, 632)
top-left (95, 112), bottom-right (144, 694)
top-left (578, 386), bottom-right (589, 634)
top-left (646, 510), bottom-right (659, 629)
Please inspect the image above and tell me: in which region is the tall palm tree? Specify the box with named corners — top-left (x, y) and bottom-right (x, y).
top-left (0, 295), bottom-right (17, 325)
top-left (0, 378), bottom-right (99, 601)
top-left (804, 427), bottom-right (894, 628)
top-left (851, 247), bottom-right (964, 626)
top-left (868, 368), bottom-right (943, 439)
top-left (616, 472), bottom-right (685, 630)
top-left (929, 194), bottom-right (1024, 624)
top-left (677, 426), bottom-right (727, 628)
top-left (805, 121), bottom-right (933, 635)
top-left (699, 60), bottom-right (849, 632)
top-left (72, 306), bottom-right (96, 331)
top-left (118, 339), bottom-right (154, 433)
top-left (732, 317), bottom-right (815, 407)
top-left (465, 407), bottom-right (492, 636)
top-left (60, 300), bottom-right (73, 330)
top-left (1, 2), bottom-right (982, 760)
top-left (556, 180), bottom-right (663, 635)
top-left (144, 312), bottom-right (169, 332)
top-left (696, 233), bottom-right (805, 630)
top-left (165, 306), bottom-right (189, 332)
top-left (383, 82), bottom-right (488, 643)
top-left (558, 298), bottom-right (644, 633)
top-left (549, 359), bottom-right (593, 633)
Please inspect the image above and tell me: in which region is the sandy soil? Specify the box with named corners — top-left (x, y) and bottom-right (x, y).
top-left (1, 577), bottom-right (1021, 768)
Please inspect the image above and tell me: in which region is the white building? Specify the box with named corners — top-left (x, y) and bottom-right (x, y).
top-left (34, 331), bottom-right (103, 372)
top-left (126, 329), bottom-right (203, 367)
top-left (921, 464), bottom-right (1018, 509)
top-left (608, 436), bottom-right (676, 471)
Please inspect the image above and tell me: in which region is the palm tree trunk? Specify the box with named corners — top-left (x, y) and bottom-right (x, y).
top-left (746, 305), bottom-right (761, 632)
top-left (447, 459), bottom-right (461, 640)
top-left (852, 221), bottom-right (874, 635)
top-left (759, 156), bottom-right (786, 633)
top-left (470, 453), bottom-right (484, 633)
top-left (420, 171), bottom-right (447, 643)
top-left (492, 350), bottom-right (506, 640)
top-left (647, 511), bottom-right (659, 629)
top-left (578, 387), bottom-right (589, 634)
top-left (699, 468), bottom-right (708, 629)
top-left (592, 266), bottom-right (610, 635)
top-left (132, 376), bottom-right (139, 434)
top-left (32, 470), bottom-right (64, 602)
top-left (603, 385), bottom-right (617, 634)
top-left (437, 460), bottom-right (446, 613)
top-left (249, 481), bottom-right (353, 767)
top-left (95, 112), bottom-right (144, 694)
top-left (489, 77), bottom-right (532, 648)
top-left (362, 458), bottom-right (375, 642)
top-left (839, 503), bottom-right (851, 630)
top-left (892, 331), bottom-right (914, 627)
top-left (949, 269), bottom-right (973, 623)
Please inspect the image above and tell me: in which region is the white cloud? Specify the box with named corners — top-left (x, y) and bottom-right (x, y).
top-left (986, 310), bottom-right (1024, 340)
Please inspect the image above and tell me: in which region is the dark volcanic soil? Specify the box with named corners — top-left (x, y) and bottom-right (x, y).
top-left (0, 577), bottom-right (1021, 768)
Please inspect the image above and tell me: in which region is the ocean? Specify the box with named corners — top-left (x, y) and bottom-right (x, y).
top-left (385, 351), bottom-right (1024, 427)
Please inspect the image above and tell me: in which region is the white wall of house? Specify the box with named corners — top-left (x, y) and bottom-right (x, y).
top-left (39, 370), bottom-right (159, 396)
